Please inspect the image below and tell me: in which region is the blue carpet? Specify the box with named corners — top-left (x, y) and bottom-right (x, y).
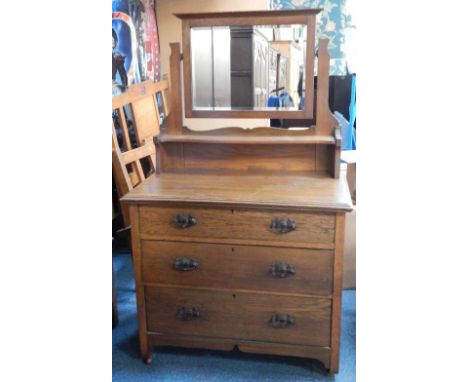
top-left (113, 249), bottom-right (356, 381)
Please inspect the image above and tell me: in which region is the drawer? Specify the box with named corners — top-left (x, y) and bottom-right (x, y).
top-left (145, 286), bottom-right (331, 347)
top-left (140, 205), bottom-right (230, 241)
top-left (139, 206), bottom-right (335, 246)
top-left (142, 241), bottom-right (333, 296)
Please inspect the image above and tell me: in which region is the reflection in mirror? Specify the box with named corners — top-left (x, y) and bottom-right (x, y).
top-left (191, 25), bottom-right (307, 112)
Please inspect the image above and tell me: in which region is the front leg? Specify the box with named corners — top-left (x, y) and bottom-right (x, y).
top-left (141, 342), bottom-right (153, 365)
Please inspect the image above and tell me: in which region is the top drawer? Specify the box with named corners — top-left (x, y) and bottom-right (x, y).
top-left (138, 205), bottom-right (335, 247)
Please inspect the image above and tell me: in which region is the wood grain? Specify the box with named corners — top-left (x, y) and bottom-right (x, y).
top-left (145, 286), bottom-right (331, 346)
top-left (121, 9), bottom-right (351, 374)
top-left (112, 129), bottom-right (132, 225)
top-left (112, 79), bottom-right (170, 226)
top-left (330, 212), bottom-right (345, 373)
top-left (304, 8), bottom-right (316, 120)
top-left (157, 139), bottom-right (335, 175)
top-left (174, 10), bottom-right (321, 20)
top-left (129, 206), bottom-right (151, 362)
top-left (138, 206), bottom-right (336, 246)
top-left (167, 43), bottom-right (183, 134)
top-left (148, 333), bottom-right (331, 369)
top-left (332, 127), bottom-right (342, 178)
top-left (158, 126), bottom-right (336, 145)
top-left (315, 39), bottom-right (338, 136)
top-left (121, 173), bottom-right (353, 212)
top-left (139, 235), bottom-right (334, 250)
top-left (141, 241), bottom-right (334, 296)
top-left (182, 143), bottom-right (318, 174)
top-left (112, 79), bottom-right (170, 110)
top-left (130, 95), bottom-right (160, 144)
top-left (235, 208), bottom-right (335, 244)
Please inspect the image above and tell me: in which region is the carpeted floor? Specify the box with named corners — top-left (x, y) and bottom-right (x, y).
top-left (113, 248), bottom-right (356, 382)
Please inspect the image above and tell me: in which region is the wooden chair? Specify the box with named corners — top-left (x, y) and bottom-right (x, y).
top-left (112, 79), bottom-right (170, 226)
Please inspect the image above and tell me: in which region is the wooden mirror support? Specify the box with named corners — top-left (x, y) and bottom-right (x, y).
top-left (176, 9), bottom-right (319, 119)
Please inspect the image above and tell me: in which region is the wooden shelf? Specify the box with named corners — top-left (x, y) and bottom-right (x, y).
top-left (157, 126), bottom-right (337, 145)
top-left (158, 134), bottom-right (336, 145)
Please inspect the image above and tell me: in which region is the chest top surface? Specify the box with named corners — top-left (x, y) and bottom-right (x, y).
top-left (121, 173), bottom-right (352, 212)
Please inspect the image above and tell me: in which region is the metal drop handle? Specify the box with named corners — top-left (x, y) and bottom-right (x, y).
top-left (176, 307), bottom-right (200, 321)
top-left (173, 214), bottom-right (197, 228)
top-left (270, 263), bottom-right (296, 278)
top-left (269, 313), bottom-right (295, 328)
top-left (174, 257), bottom-right (199, 271)
top-left (270, 218), bottom-right (296, 234)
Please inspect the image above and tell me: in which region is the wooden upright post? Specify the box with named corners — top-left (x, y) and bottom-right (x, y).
top-left (316, 39), bottom-right (338, 136)
top-left (167, 43), bottom-right (183, 134)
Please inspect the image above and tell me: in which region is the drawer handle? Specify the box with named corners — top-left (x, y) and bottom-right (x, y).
top-left (174, 257), bottom-right (199, 271)
top-left (270, 218), bottom-right (296, 234)
top-left (173, 214), bottom-right (197, 228)
top-left (270, 263), bottom-right (296, 278)
top-left (176, 307), bottom-right (200, 321)
top-left (269, 313), bottom-right (295, 328)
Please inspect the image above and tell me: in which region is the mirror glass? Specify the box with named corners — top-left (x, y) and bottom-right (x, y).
top-left (190, 24), bottom-right (307, 111)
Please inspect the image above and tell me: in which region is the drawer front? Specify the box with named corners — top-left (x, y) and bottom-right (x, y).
top-left (233, 209), bottom-right (335, 245)
top-left (142, 241), bottom-right (333, 296)
top-left (139, 206), bottom-right (335, 246)
top-left (140, 205), bottom-right (229, 241)
top-left (145, 286), bottom-right (331, 347)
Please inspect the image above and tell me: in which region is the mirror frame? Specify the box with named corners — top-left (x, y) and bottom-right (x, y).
top-left (175, 10), bottom-right (320, 119)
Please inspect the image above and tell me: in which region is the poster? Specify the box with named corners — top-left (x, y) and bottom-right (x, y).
top-left (112, 0), bottom-right (160, 95)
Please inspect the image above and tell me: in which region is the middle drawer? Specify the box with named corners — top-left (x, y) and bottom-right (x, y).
top-left (141, 241), bottom-right (333, 296)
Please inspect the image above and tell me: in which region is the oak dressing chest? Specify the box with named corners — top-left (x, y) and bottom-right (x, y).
top-left (121, 9), bottom-right (353, 374)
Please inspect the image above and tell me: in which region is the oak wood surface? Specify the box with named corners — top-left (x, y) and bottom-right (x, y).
top-left (330, 212), bottom-right (345, 373)
top-left (145, 286), bottom-right (331, 346)
top-left (129, 206), bottom-right (151, 361)
top-left (148, 333), bottom-right (331, 369)
top-left (112, 79), bottom-right (170, 226)
top-left (138, 206), bottom-right (335, 245)
top-left (157, 126), bottom-right (336, 145)
top-left (130, 95), bottom-right (160, 144)
top-left (121, 173), bottom-right (353, 212)
top-left (315, 39), bottom-right (338, 136)
top-left (174, 9), bottom-right (322, 19)
top-left (112, 123), bottom-right (156, 226)
top-left (112, 131), bottom-right (132, 225)
top-left (112, 79), bottom-right (170, 110)
top-left (123, 9), bottom-right (351, 374)
top-left (332, 127), bottom-right (342, 178)
top-left (167, 43), bottom-right (183, 134)
top-left (139, 234), bottom-right (335, 251)
top-left (181, 143), bottom-right (319, 174)
top-left (141, 241), bottom-right (333, 296)
top-left (158, 140), bottom-right (335, 176)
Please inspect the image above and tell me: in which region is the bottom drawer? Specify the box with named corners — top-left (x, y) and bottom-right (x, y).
top-left (145, 286), bottom-right (331, 347)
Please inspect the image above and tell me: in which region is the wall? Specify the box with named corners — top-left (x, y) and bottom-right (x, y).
top-left (156, 0), bottom-right (270, 131)
top-left (270, 0), bottom-right (354, 75)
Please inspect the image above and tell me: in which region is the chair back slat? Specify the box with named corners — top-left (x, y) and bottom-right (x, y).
top-left (112, 79), bottom-right (170, 227)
